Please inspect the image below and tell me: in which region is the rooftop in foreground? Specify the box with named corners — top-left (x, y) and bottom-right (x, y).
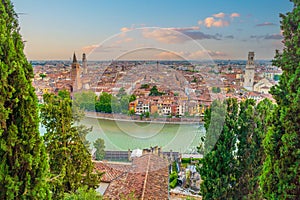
top-left (94, 153), bottom-right (169, 199)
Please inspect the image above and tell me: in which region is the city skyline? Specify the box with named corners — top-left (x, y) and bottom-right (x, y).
top-left (13, 0), bottom-right (293, 60)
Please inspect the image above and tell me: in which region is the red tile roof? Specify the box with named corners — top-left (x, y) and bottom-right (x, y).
top-left (94, 154), bottom-right (169, 199)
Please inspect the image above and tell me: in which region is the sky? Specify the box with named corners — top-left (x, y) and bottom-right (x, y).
top-left (12, 0), bottom-right (293, 61)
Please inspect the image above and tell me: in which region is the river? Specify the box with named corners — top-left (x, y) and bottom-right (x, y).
top-left (40, 117), bottom-right (205, 153)
top-left (82, 117), bottom-right (205, 153)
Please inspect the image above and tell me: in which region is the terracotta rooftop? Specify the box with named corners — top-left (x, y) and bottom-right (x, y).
top-left (94, 154), bottom-right (169, 199)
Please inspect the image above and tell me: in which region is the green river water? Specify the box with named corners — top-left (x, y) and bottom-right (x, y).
top-left (40, 117), bottom-right (205, 153)
top-left (81, 117), bottom-right (205, 153)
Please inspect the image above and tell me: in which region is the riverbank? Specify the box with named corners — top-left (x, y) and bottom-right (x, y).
top-left (84, 111), bottom-right (204, 125)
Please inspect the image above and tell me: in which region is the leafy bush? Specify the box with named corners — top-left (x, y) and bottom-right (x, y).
top-left (169, 169), bottom-right (178, 189)
top-left (181, 158), bottom-right (202, 164)
top-left (170, 178), bottom-right (178, 189)
top-left (64, 186), bottom-right (102, 200)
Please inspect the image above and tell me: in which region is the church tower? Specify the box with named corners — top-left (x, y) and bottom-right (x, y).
top-left (71, 52), bottom-right (82, 91)
top-left (243, 52), bottom-right (255, 91)
top-left (82, 53), bottom-right (87, 74)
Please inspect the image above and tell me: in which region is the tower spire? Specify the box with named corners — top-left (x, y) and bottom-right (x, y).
top-left (73, 52), bottom-right (77, 63)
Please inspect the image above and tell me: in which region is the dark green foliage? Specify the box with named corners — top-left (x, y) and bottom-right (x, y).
top-left (181, 158), bottom-right (201, 164)
top-left (261, 1), bottom-right (300, 199)
top-left (93, 138), bottom-right (105, 161)
top-left (0, 1), bottom-right (50, 199)
top-left (129, 94), bottom-right (136, 102)
top-left (41, 91), bottom-right (101, 199)
top-left (94, 92), bottom-right (132, 114)
top-left (200, 98), bottom-right (275, 199)
top-left (234, 99), bottom-right (274, 199)
top-left (149, 85), bottom-right (164, 96)
top-left (273, 74), bottom-right (280, 81)
top-left (212, 87), bottom-right (221, 93)
top-left (144, 111), bottom-right (150, 118)
top-left (40, 73), bottom-right (47, 80)
top-left (74, 91), bottom-right (96, 111)
top-left (234, 99), bottom-right (256, 199)
top-left (200, 98), bottom-right (237, 200)
top-left (95, 92), bottom-right (113, 113)
top-left (140, 83), bottom-right (150, 89)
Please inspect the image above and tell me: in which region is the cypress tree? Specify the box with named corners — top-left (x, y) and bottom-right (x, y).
top-left (200, 98), bottom-right (238, 200)
top-left (40, 91), bottom-right (101, 199)
top-left (0, 0), bottom-right (50, 199)
top-left (93, 138), bottom-right (106, 161)
top-left (234, 99), bottom-right (274, 199)
top-left (234, 99), bottom-right (256, 199)
top-left (261, 1), bottom-right (300, 199)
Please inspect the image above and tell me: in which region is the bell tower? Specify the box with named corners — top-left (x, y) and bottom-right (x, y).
top-left (243, 52), bottom-right (255, 91)
top-left (71, 52), bottom-right (82, 91)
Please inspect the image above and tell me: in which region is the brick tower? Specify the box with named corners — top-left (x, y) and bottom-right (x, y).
top-left (71, 52), bottom-right (82, 91)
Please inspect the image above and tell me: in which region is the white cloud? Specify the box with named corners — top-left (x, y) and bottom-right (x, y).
top-left (203, 17), bottom-right (229, 28)
top-left (230, 13), bottom-right (240, 18)
top-left (213, 12), bottom-right (226, 18)
top-left (198, 12), bottom-right (240, 28)
top-left (120, 27), bottom-right (132, 32)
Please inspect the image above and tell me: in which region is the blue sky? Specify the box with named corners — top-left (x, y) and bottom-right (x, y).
top-left (12, 0), bottom-right (293, 60)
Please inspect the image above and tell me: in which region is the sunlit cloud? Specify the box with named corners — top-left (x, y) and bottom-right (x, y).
top-left (119, 24), bottom-right (145, 37)
top-left (213, 12), bottom-right (226, 18)
top-left (120, 27), bottom-right (132, 32)
top-left (201, 17), bottom-right (229, 28)
top-left (198, 12), bottom-right (240, 28)
top-left (230, 13), bottom-right (240, 18)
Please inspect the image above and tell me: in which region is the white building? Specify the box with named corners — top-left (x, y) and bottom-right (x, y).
top-left (253, 78), bottom-right (274, 94)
